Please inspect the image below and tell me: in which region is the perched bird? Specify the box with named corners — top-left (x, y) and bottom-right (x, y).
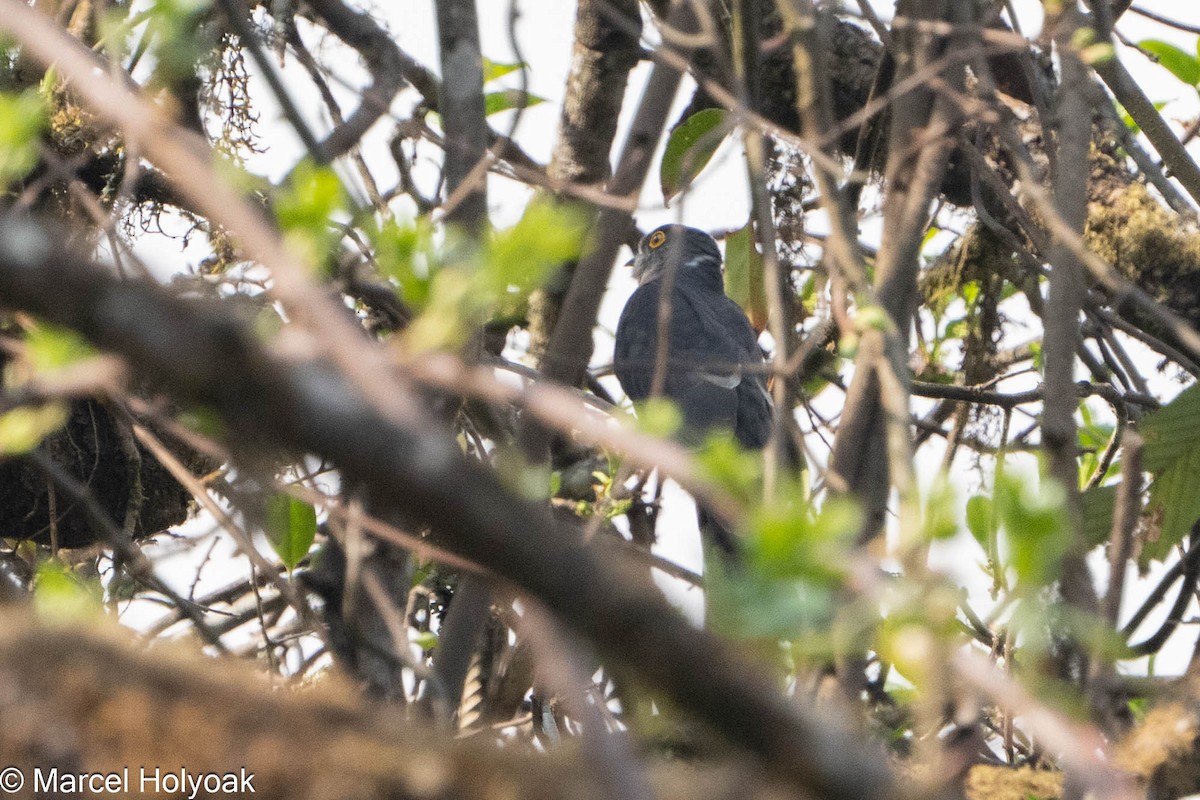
top-left (614, 224), bottom-right (773, 553)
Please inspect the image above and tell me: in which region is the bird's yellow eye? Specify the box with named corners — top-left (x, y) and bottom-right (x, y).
top-left (647, 230), bottom-right (667, 249)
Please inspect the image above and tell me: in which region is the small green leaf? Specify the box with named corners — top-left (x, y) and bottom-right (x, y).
top-left (371, 217), bottom-right (438, 308)
top-left (750, 496), bottom-right (859, 584)
top-left (483, 57), bottom-right (524, 84)
top-left (0, 90), bottom-right (46, 184)
top-left (723, 222), bottom-right (768, 331)
top-left (697, 431), bottom-right (763, 505)
top-left (0, 404), bottom-right (68, 454)
top-left (493, 447), bottom-right (553, 501)
top-left (484, 89), bottom-right (545, 116)
top-left (1117, 101), bottom-right (1138, 131)
top-left (633, 397), bottom-right (682, 439)
top-left (274, 159), bottom-right (347, 270)
top-left (961, 280), bottom-right (981, 307)
top-left (920, 226), bottom-right (941, 251)
top-left (856, 305), bottom-right (895, 334)
top-left (411, 630), bottom-right (439, 650)
top-left (1140, 39), bottom-right (1200, 86)
top-left (1133, 385), bottom-right (1200, 564)
top-left (264, 494), bottom-right (317, 571)
top-left (660, 108), bottom-right (730, 202)
top-left (485, 199), bottom-right (588, 305)
top-left (145, 0), bottom-right (212, 85)
top-left (996, 473), bottom-right (1069, 589)
top-left (943, 318), bottom-right (969, 340)
top-left (965, 494), bottom-right (993, 548)
top-left (1079, 42), bottom-right (1115, 66)
top-left (923, 477), bottom-right (957, 541)
top-left (1030, 341), bottom-right (1043, 371)
top-left (403, 268), bottom-right (473, 351)
top-left (1144, 450), bottom-right (1200, 565)
top-left (24, 324), bottom-right (95, 373)
top-left (34, 560), bottom-right (103, 621)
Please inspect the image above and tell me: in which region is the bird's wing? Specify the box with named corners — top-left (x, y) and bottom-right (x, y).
top-left (681, 286), bottom-right (774, 449)
top-left (615, 282), bottom-right (741, 441)
top-left (616, 280), bottom-right (774, 448)
top-left (613, 281), bottom-right (662, 402)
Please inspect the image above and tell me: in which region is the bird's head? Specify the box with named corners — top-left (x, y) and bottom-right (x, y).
top-left (629, 224), bottom-right (722, 286)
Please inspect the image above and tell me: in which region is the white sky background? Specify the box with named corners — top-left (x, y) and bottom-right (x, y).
top-left (124, 2), bottom-right (1200, 672)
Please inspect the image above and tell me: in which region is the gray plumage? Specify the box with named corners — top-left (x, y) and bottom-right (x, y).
top-left (614, 224), bottom-right (772, 451)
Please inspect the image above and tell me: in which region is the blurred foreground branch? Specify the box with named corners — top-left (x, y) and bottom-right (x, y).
top-left (0, 218), bottom-right (893, 800)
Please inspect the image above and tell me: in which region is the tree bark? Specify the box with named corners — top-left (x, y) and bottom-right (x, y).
top-left (434, 0), bottom-right (488, 233)
top-left (528, 0), bottom-right (642, 361)
top-left (828, 0), bottom-right (964, 540)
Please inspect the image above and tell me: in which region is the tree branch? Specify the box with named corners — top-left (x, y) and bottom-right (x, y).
top-left (433, 0), bottom-right (488, 231)
top-left (827, 0), bottom-right (964, 539)
top-left (536, 4), bottom-right (696, 392)
top-left (528, 0), bottom-right (641, 360)
top-left (0, 219), bottom-right (895, 800)
top-left (0, 611), bottom-right (847, 800)
top-left (304, 0), bottom-right (419, 162)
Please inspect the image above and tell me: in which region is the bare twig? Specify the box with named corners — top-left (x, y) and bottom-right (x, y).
top-left (1102, 431), bottom-right (1142, 628)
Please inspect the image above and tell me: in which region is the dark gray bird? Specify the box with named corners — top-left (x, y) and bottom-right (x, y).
top-left (613, 224), bottom-right (773, 553)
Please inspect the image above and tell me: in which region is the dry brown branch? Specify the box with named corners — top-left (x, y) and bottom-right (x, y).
top-left (0, 611), bottom-right (817, 800)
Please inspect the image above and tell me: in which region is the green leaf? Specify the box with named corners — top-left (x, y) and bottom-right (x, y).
top-left (706, 569), bottom-right (834, 642)
top-left (411, 630), bottom-right (439, 650)
top-left (1140, 39), bottom-right (1200, 86)
top-left (0, 90), bottom-right (46, 184)
top-left (965, 494), bottom-right (993, 548)
top-left (403, 268), bottom-right (474, 351)
top-left (1115, 99), bottom-right (1171, 134)
top-left (659, 108), bottom-right (730, 202)
top-left (371, 218), bottom-right (437, 308)
top-left (264, 494), bottom-right (317, 571)
top-left (723, 222), bottom-right (768, 331)
top-left (0, 404), bottom-right (68, 454)
top-left (996, 473), bottom-right (1069, 589)
top-left (484, 89), bottom-right (545, 116)
top-left (1140, 383), bottom-right (1200, 473)
top-left (24, 324), bottom-right (95, 373)
top-left (856, 305), bottom-right (895, 334)
top-left (943, 317), bottom-right (969, 340)
top-left (1081, 485), bottom-right (1117, 549)
top-left (1030, 341), bottom-right (1043, 371)
top-left (1144, 449), bottom-right (1200, 565)
top-left (483, 57), bottom-right (524, 84)
top-left (393, 199), bottom-right (587, 350)
top-left (750, 496), bottom-right (860, 584)
top-left (923, 477), bottom-right (957, 541)
top-left (492, 447), bottom-right (553, 501)
top-left (1077, 404), bottom-right (1114, 451)
top-left (34, 561), bottom-right (103, 621)
top-left (274, 159), bottom-right (347, 270)
top-left (920, 225), bottom-right (941, 252)
top-left (961, 280), bottom-right (981, 307)
top-left (485, 199), bottom-right (588, 302)
top-left (145, 0), bottom-right (212, 85)
top-left (633, 397), bottom-right (682, 439)
top-left (1130, 385), bottom-right (1200, 564)
top-left (697, 431), bottom-right (763, 505)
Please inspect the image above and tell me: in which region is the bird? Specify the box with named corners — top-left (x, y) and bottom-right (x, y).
top-left (613, 224), bottom-right (773, 554)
